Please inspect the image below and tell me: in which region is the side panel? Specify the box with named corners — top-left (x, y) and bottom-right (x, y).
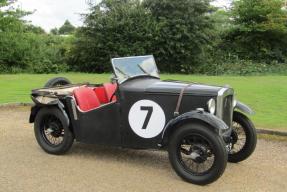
top-left (66, 98), bottom-right (121, 146)
top-left (119, 91), bottom-right (213, 149)
top-left (120, 92), bottom-right (177, 148)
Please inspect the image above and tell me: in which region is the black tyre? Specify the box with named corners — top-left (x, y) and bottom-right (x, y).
top-left (44, 77), bottom-right (71, 88)
top-left (228, 111), bottom-right (257, 163)
top-left (34, 107), bottom-right (74, 155)
top-left (168, 123), bottom-right (227, 185)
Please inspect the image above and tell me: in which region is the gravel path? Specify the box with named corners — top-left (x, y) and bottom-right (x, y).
top-left (1, 107), bottom-right (287, 192)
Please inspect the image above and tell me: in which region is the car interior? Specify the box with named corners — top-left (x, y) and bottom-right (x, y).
top-left (73, 83), bottom-right (118, 112)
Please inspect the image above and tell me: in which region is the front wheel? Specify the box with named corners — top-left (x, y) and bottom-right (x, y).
top-left (34, 107), bottom-right (74, 155)
top-left (168, 123), bottom-right (227, 185)
top-left (228, 111), bottom-right (257, 163)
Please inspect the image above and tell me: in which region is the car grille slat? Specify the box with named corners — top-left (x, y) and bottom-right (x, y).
top-left (222, 95), bottom-right (233, 127)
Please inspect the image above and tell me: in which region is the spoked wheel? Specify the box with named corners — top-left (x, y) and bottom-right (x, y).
top-left (34, 107), bottom-right (74, 155)
top-left (228, 111), bottom-right (257, 163)
top-left (169, 123), bottom-right (227, 185)
top-left (229, 122), bottom-right (246, 155)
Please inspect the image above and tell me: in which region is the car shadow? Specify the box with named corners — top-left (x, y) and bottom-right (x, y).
top-left (69, 142), bottom-right (171, 171)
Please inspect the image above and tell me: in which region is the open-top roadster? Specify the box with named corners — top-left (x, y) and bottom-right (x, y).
top-left (29, 55), bottom-right (257, 185)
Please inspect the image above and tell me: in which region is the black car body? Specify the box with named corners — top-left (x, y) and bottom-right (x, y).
top-left (29, 55), bottom-right (257, 185)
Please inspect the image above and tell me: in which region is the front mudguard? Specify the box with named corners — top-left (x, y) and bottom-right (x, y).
top-left (160, 110), bottom-right (231, 146)
top-left (234, 101), bottom-right (255, 115)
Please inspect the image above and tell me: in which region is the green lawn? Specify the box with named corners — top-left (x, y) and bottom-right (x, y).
top-left (0, 73), bottom-right (286, 130)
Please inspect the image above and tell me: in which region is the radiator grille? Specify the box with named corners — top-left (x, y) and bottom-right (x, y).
top-left (222, 95), bottom-right (233, 127)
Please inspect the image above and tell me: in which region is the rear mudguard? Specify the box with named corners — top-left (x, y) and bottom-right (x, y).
top-left (29, 100), bottom-right (70, 127)
top-left (29, 105), bottom-right (41, 123)
top-left (160, 110), bottom-right (231, 145)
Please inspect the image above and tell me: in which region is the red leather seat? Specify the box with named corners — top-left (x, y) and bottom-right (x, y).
top-left (73, 87), bottom-right (101, 112)
top-left (94, 87), bottom-right (109, 104)
top-left (103, 83), bottom-right (117, 102)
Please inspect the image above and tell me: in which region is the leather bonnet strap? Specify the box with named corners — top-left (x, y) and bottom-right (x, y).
top-left (174, 84), bottom-right (193, 117)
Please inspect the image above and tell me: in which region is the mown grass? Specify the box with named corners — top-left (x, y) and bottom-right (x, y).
top-left (0, 73), bottom-right (286, 130)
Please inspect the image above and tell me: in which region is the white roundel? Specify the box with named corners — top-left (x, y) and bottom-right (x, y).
top-left (128, 100), bottom-right (166, 138)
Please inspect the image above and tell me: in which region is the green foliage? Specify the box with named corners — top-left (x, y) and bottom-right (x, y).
top-left (0, 0), bottom-right (29, 72)
top-left (69, 0), bottom-right (215, 73)
top-left (24, 24), bottom-right (46, 34)
top-left (58, 20), bottom-right (76, 35)
top-left (24, 34), bottom-right (73, 74)
top-left (50, 20), bottom-right (76, 35)
top-left (212, 9), bottom-right (233, 35)
top-left (1, 0), bottom-right (287, 75)
top-left (50, 28), bottom-right (59, 35)
top-left (143, 0), bottom-right (214, 73)
top-left (0, 32), bottom-right (72, 74)
top-left (69, 0), bottom-right (157, 73)
top-left (0, 0), bottom-right (28, 33)
top-left (222, 0), bottom-right (287, 63)
top-left (0, 0), bottom-right (72, 74)
top-left (196, 57), bottom-right (287, 75)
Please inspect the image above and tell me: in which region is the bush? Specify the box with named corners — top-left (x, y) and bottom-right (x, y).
top-left (221, 0), bottom-right (287, 63)
top-left (68, 0), bottom-right (215, 73)
top-left (1, 0), bottom-right (287, 75)
top-left (0, 32), bottom-right (31, 72)
top-left (25, 34), bottom-right (72, 74)
top-left (195, 57), bottom-right (287, 75)
top-left (68, 0), bottom-right (157, 73)
top-left (0, 0), bottom-right (72, 74)
top-left (0, 32), bottom-right (72, 74)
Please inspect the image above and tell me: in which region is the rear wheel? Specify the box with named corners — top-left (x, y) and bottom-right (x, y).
top-left (34, 107), bottom-right (74, 155)
top-left (228, 111), bottom-right (257, 163)
top-left (168, 123), bottom-right (227, 185)
top-left (44, 77), bottom-right (71, 88)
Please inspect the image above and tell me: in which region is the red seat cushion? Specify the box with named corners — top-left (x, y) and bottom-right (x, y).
top-left (103, 83), bottom-right (117, 102)
top-left (73, 87), bottom-right (101, 112)
top-left (94, 87), bottom-right (109, 104)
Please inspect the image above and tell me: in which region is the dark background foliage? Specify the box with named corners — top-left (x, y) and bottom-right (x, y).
top-left (1, 0), bottom-right (287, 74)
top-left (69, 0), bottom-right (215, 73)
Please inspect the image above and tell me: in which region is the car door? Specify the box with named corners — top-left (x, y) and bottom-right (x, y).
top-left (66, 97), bottom-right (122, 146)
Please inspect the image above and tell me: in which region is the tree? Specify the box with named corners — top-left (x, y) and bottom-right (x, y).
top-left (223, 0), bottom-right (287, 62)
top-left (0, 0), bottom-right (70, 73)
top-left (58, 20), bottom-right (76, 35)
top-left (143, 0), bottom-right (215, 73)
top-left (69, 0), bottom-right (215, 73)
top-left (0, 0), bottom-right (30, 71)
top-left (0, 0), bottom-right (28, 32)
top-left (25, 24), bottom-right (46, 34)
top-left (50, 28), bottom-right (59, 35)
top-left (69, 0), bottom-right (157, 72)
top-left (212, 9), bottom-right (232, 35)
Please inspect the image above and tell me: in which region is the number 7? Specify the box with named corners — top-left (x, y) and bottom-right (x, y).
top-left (140, 106), bottom-right (153, 129)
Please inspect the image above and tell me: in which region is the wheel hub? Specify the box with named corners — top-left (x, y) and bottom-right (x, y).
top-left (189, 145), bottom-right (208, 163)
top-left (48, 122), bottom-right (62, 138)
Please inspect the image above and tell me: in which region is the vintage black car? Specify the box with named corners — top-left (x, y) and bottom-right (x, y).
top-left (29, 55), bottom-right (257, 185)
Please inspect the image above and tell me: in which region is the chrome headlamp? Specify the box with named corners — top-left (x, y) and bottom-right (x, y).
top-left (207, 98), bottom-right (216, 115)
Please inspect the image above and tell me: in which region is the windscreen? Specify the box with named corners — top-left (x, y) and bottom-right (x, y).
top-left (111, 55), bottom-right (159, 83)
